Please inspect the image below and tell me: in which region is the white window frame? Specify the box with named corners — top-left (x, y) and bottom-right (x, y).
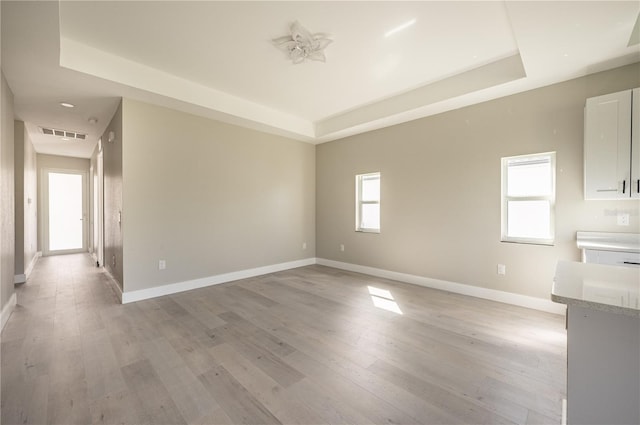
top-left (356, 172), bottom-right (381, 233)
top-left (501, 152), bottom-right (556, 245)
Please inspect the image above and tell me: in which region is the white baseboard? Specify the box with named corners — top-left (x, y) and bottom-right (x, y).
top-left (25, 252), bottom-right (41, 279)
top-left (13, 252), bottom-right (41, 284)
top-left (121, 257), bottom-right (317, 304)
top-left (102, 267), bottom-right (123, 303)
top-left (1, 292), bottom-right (17, 331)
top-left (118, 256), bottom-right (564, 315)
top-left (316, 258), bottom-right (566, 315)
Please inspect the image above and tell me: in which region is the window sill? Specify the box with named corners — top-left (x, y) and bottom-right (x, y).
top-left (356, 229), bottom-right (380, 234)
top-left (501, 238), bottom-right (554, 246)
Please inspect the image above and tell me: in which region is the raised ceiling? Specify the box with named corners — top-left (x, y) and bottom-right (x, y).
top-left (2, 1), bottom-right (639, 158)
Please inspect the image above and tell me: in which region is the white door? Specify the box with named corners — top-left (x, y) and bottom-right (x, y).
top-left (43, 170), bottom-right (88, 255)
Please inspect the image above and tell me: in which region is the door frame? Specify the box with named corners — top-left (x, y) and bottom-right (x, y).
top-left (89, 163), bottom-right (95, 256)
top-left (41, 168), bottom-right (89, 256)
top-left (97, 149), bottom-right (104, 267)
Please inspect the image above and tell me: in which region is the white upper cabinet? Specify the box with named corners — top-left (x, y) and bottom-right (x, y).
top-left (632, 88), bottom-right (640, 199)
top-left (584, 88), bottom-right (639, 200)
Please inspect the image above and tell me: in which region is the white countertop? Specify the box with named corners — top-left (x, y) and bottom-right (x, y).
top-left (552, 261), bottom-right (640, 317)
top-left (576, 231), bottom-right (640, 253)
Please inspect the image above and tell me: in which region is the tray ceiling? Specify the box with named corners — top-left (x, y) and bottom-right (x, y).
top-left (2, 1), bottom-right (639, 157)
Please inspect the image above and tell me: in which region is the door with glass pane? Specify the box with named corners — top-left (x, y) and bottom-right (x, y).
top-left (44, 170), bottom-right (87, 255)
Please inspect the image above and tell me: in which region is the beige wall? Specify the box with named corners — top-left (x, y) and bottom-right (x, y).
top-left (121, 98), bottom-right (315, 292)
top-left (102, 101), bottom-right (123, 287)
top-left (13, 121), bottom-right (37, 278)
top-left (1, 72), bottom-right (15, 317)
top-left (317, 63), bottom-right (640, 300)
top-left (36, 154), bottom-right (90, 252)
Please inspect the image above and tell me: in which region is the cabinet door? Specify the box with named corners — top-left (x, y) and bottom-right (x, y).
top-left (584, 90), bottom-right (632, 199)
top-left (632, 88), bottom-right (640, 198)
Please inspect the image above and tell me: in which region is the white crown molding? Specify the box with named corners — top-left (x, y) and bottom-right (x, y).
top-left (316, 53), bottom-right (526, 138)
top-left (59, 37), bottom-right (315, 141)
top-left (316, 258), bottom-right (566, 315)
top-left (121, 258), bottom-right (317, 304)
top-left (58, 36), bottom-right (532, 145)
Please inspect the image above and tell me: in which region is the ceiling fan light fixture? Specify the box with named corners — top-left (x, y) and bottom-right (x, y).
top-left (273, 21), bottom-right (332, 64)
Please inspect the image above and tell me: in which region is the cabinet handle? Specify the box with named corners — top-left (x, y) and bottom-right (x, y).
top-left (623, 261), bottom-right (640, 265)
top-left (623, 180), bottom-right (626, 194)
top-left (596, 189), bottom-right (618, 192)
top-left (637, 179), bottom-right (639, 194)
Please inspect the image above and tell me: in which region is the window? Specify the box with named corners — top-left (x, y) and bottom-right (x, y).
top-left (356, 172), bottom-right (380, 232)
top-left (501, 152), bottom-right (555, 245)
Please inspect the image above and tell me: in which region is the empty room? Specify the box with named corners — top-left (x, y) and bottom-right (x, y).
top-left (1, 1), bottom-right (639, 424)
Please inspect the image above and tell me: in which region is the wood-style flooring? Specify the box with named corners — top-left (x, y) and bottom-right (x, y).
top-left (1, 254), bottom-right (566, 424)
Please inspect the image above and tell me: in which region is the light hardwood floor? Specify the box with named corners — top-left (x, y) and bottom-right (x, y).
top-left (1, 254), bottom-right (566, 425)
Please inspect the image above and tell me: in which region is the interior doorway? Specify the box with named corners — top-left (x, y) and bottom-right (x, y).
top-left (42, 169), bottom-right (88, 256)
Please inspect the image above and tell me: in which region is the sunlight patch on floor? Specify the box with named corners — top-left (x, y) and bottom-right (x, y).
top-left (368, 285), bottom-right (403, 314)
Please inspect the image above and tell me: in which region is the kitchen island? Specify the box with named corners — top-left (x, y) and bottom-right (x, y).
top-left (552, 261), bottom-right (640, 425)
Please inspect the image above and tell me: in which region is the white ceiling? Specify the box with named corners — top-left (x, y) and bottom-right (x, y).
top-left (2, 1), bottom-right (639, 158)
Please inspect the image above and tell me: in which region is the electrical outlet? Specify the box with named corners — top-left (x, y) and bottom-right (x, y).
top-left (159, 260), bottom-right (166, 270)
top-left (497, 264), bottom-right (506, 276)
top-left (617, 213), bottom-right (630, 226)
top-left (302, 242), bottom-right (307, 250)
top-left (340, 244), bottom-right (345, 252)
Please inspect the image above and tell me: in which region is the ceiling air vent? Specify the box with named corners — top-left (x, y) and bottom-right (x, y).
top-left (39, 126), bottom-right (87, 141)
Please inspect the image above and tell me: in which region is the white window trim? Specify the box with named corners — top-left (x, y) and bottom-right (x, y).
top-left (356, 172), bottom-right (381, 233)
top-left (501, 152), bottom-right (556, 246)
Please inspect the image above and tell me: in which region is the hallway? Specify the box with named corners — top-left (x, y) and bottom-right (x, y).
top-left (1, 254), bottom-right (121, 424)
top-left (1, 254), bottom-right (566, 425)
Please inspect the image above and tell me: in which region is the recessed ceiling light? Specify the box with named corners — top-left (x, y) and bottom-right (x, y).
top-left (60, 102), bottom-right (75, 108)
top-left (88, 117), bottom-right (98, 125)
